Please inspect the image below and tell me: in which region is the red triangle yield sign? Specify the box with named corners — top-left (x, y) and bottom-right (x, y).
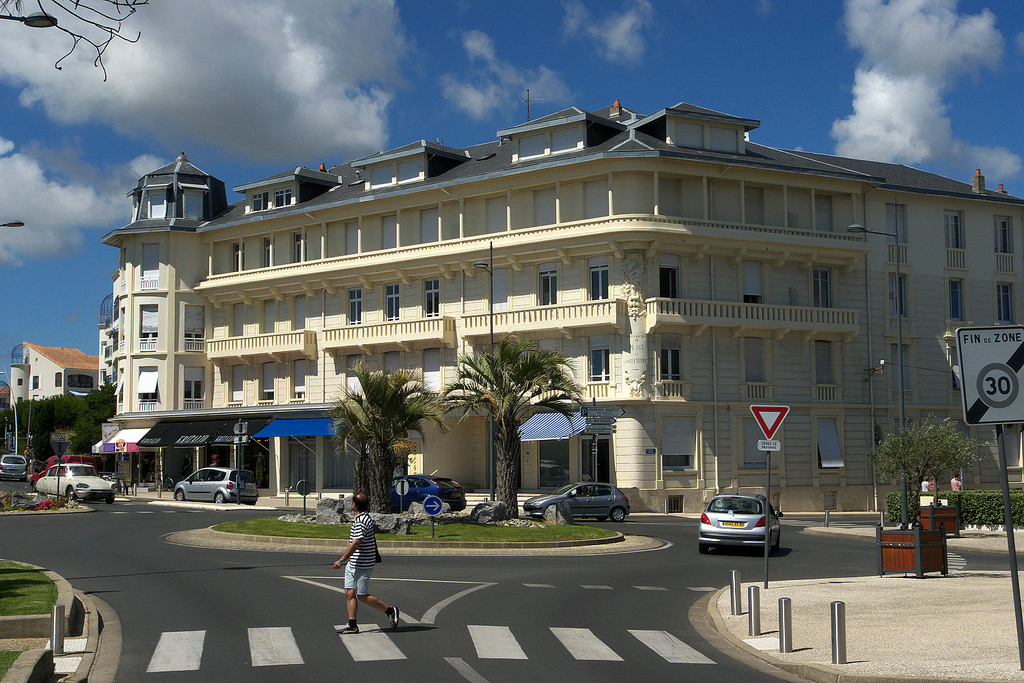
top-left (750, 404), bottom-right (790, 440)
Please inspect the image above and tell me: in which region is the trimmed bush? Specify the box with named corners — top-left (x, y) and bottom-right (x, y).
top-left (886, 490), bottom-right (1024, 527)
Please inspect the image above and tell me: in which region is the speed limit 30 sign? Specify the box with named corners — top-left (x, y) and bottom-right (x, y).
top-left (957, 326), bottom-right (1024, 424)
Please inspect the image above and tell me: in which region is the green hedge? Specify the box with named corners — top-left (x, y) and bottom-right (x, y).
top-left (886, 490), bottom-right (1024, 527)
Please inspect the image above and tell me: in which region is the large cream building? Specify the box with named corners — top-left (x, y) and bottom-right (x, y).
top-left (99, 99), bottom-right (1024, 511)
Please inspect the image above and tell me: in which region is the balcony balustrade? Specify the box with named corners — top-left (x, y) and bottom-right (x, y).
top-left (138, 400), bottom-right (159, 412)
top-left (138, 337), bottom-right (158, 352)
top-left (463, 300), bottom-right (626, 339)
top-left (206, 329), bottom-right (317, 361)
top-left (183, 338), bottom-right (206, 352)
top-left (997, 252), bottom-right (1015, 273)
top-left (323, 317), bottom-right (455, 353)
top-left (646, 298), bottom-right (858, 340)
top-left (183, 399), bottom-right (205, 410)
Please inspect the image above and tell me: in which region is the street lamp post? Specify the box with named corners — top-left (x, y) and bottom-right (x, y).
top-left (0, 13), bottom-right (58, 28)
top-left (849, 196), bottom-right (908, 528)
top-left (474, 242), bottom-right (496, 501)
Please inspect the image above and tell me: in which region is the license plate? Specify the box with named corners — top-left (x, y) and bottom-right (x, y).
top-left (723, 521), bottom-right (745, 528)
top-left (451, 492), bottom-right (463, 497)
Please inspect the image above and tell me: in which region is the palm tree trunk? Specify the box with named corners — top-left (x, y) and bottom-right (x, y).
top-left (494, 422), bottom-right (521, 518)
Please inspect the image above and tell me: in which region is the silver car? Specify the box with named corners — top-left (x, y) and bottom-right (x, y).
top-left (0, 454), bottom-right (28, 481)
top-left (698, 493), bottom-right (781, 554)
top-left (522, 482), bottom-right (630, 522)
top-left (173, 467), bottom-right (258, 504)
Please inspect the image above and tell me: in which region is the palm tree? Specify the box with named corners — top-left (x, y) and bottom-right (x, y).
top-left (330, 366), bottom-right (447, 513)
top-left (444, 336), bottom-right (582, 518)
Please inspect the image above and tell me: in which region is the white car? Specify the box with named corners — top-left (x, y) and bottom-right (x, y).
top-left (36, 463), bottom-right (115, 504)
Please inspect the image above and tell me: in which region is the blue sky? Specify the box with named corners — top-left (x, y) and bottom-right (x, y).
top-left (0, 0), bottom-right (1022, 360)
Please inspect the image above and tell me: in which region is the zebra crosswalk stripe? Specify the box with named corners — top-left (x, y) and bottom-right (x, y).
top-left (248, 627), bottom-right (303, 666)
top-left (468, 625), bottom-right (528, 659)
top-left (550, 627), bottom-right (623, 661)
top-left (335, 624), bottom-right (406, 661)
top-left (629, 629), bottom-right (715, 664)
top-left (146, 630), bottom-right (205, 672)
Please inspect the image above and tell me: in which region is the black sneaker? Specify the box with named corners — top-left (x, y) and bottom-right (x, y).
top-left (336, 624), bottom-right (359, 634)
top-left (388, 606), bottom-right (400, 631)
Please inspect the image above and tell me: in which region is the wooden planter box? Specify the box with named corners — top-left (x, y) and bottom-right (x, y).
top-left (919, 504), bottom-right (960, 538)
top-left (876, 525), bottom-right (948, 578)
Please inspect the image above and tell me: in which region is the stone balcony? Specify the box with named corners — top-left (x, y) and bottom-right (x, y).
top-left (645, 298), bottom-right (859, 341)
top-left (206, 330), bottom-right (317, 361)
top-left (463, 299), bottom-right (627, 340)
top-left (322, 316), bottom-right (456, 353)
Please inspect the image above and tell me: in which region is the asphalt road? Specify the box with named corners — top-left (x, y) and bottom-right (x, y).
top-left (1, 502), bottom-right (1010, 682)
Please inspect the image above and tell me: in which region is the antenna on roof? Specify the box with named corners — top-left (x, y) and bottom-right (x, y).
top-left (521, 88), bottom-right (545, 122)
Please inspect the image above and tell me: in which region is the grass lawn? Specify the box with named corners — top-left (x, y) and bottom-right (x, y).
top-left (0, 650), bottom-right (22, 679)
top-left (0, 561), bottom-right (57, 617)
top-left (213, 517), bottom-right (617, 543)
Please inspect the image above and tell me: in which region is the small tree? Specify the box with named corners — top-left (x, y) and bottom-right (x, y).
top-left (869, 416), bottom-right (980, 523)
top-left (330, 366), bottom-right (446, 513)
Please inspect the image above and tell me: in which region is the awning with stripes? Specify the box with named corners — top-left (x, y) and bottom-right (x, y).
top-left (518, 412), bottom-right (586, 441)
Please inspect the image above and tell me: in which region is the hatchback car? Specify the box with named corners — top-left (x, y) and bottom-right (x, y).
top-left (0, 454), bottom-right (28, 481)
top-left (390, 475), bottom-right (467, 512)
top-left (35, 463), bottom-right (114, 503)
top-left (173, 467), bottom-right (258, 504)
top-left (522, 482), bottom-right (630, 522)
top-left (698, 493), bottom-right (781, 554)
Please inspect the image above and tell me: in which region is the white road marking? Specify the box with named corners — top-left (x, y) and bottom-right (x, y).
top-left (146, 630), bottom-right (205, 672)
top-left (468, 625), bottom-right (528, 659)
top-left (687, 587), bottom-right (719, 592)
top-left (336, 623), bottom-right (405, 661)
top-left (523, 583), bottom-right (554, 588)
top-left (628, 629), bottom-right (715, 664)
top-left (581, 584), bottom-right (613, 590)
top-left (633, 585), bottom-right (669, 591)
top-left (444, 656), bottom-right (491, 683)
top-left (248, 627), bottom-right (304, 666)
top-left (550, 627), bottom-right (623, 661)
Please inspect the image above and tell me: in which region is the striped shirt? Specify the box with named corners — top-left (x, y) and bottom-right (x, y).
top-left (349, 512), bottom-right (378, 569)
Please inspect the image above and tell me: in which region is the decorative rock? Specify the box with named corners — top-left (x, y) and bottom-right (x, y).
top-left (368, 512), bottom-right (412, 535)
top-left (542, 500), bottom-right (575, 525)
top-left (409, 500), bottom-right (451, 515)
top-left (469, 500), bottom-right (508, 523)
top-left (315, 497), bottom-right (346, 524)
top-left (11, 494), bottom-right (39, 511)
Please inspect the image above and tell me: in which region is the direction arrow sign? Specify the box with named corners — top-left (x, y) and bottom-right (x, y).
top-left (580, 406), bottom-right (625, 418)
top-left (956, 325), bottom-right (1024, 425)
top-left (585, 426), bottom-right (616, 435)
top-left (749, 404), bottom-right (790, 440)
top-left (585, 417), bottom-right (617, 425)
top-left (422, 495), bottom-right (443, 516)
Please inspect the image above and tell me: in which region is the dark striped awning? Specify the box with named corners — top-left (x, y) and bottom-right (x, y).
top-left (518, 412), bottom-right (586, 441)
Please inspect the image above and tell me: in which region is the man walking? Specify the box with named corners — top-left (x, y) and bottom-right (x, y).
top-left (332, 492), bottom-right (400, 634)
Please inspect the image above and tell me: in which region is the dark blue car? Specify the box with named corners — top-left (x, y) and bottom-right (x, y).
top-left (391, 475), bottom-right (467, 512)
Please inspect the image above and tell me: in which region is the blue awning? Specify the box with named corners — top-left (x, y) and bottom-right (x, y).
top-left (518, 411), bottom-right (586, 441)
top-left (254, 418), bottom-right (335, 438)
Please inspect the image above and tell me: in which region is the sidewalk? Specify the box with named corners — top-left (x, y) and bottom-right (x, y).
top-left (707, 522), bottom-right (1024, 682)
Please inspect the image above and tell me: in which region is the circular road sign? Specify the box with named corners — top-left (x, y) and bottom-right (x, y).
top-left (395, 479), bottom-right (410, 496)
top-left (294, 479), bottom-right (313, 496)
top-left (976, 362), bottom-right (1020, 410)
top-left (422, 495), bottom-right (443, 516)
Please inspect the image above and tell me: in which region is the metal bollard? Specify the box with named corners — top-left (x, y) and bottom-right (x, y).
top-left (831, 601), bottom-right (847, 664)
top-left (730, 570), bottom-right (742, 615)
top-left (51, 604), bottom-right (65, 656)
top-left (824, 510), bottom-right (830, 527)
top-left (748, 585), bottom-right (760, 636)
top-left (778, 597), bottom-right (792, 653)
top-left (285, 487), bottom-right (290, 506)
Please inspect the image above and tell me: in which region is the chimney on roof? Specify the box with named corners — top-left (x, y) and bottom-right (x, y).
top-left (610, 99), bottom-right (621, 118)
top-left (972, 168), bottom-right (985, 193)
top-left (999, 183), bottom-right (1008, 194)
top-left (319, 163), bottom-right (327, 172)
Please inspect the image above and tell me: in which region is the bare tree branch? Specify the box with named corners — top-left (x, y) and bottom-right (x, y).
top-left (1, 0), bottom-right (147, 81)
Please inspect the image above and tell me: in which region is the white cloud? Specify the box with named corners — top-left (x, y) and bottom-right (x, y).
top-left (441, 31), bottom-right (571, 121)
top-left (0, 137), bottom-right (127, 265)
top-left (561, 0), bottom-right (653, 62)
top-left (0, 0), bottom-right (409, 164)
top-left (833, 0), bottom-right (1020, 179)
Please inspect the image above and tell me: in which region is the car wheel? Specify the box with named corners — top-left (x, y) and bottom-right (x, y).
top-left (771, 531), bottom-right (780, 552)
top-left (609, 507), bottom-right (626, 522)
top-left (214, 492), bottom-right (226, 504)
top-left (698, 543), bottom-right (711, 554)
top-left (174, 489), bottom-right (185, 501)
top-left (66, 486), bottom-right (77, 501)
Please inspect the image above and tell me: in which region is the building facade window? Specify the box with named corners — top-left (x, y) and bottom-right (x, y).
top-left (813, 268), bottom-right (832, 308)
top-left (589, 259), bottom-right (609, 300)
top-left (659, 256), bottom-right (679, 298)
top-left (293, 232), bottom-right (304, 262)
top-left (890, 274), bottom-right (907, 317)
top-left (886, 202), bottom-right (907, 242)
top-left (232, 303), bottom-right (245, 337)
top-left (660, 334), bottom-right (682, 381)
top-left (420, 208), bottom-right (439, 243)
top-left (262, 300), bottom-right (275, 334)
top-left (348, 289), bottom-right (362, 325)
top-left (231, 365), bottom-right (244, 403)
top-left (662, 416), bottom-right (695, 470)
top-left (996, 217), bottom-right (1013, 254)
top-left (492, 269), bottom-right (509, 311)
top-left (743, 419), bottom-right (767, 469)
top-left (814, 340), bottom-right (833, 385)
top-left (263, 237), bottom-right (272, 267)
top-left (945, 211), bottom-right (963, 248)
top-left (293, 359), bottom-right (306, 400)
top-left (424, 279), bottom-right (440, 317)
top-left (252, 191), bottom-right (269, 211)
top-left (423, 348), bottom-right (441, 391)
top-left (261, 362), bottom-right (275, 401)
top-left (232, 241), bottom-right (244, 272)
top-left (140, 304), bottom-right (158, 351)
top-left (539, 264), bottom-right (558, 306)
top-left (589, 336), bottom-right (610, 382)
top-left (141, 243), bottom-right (159, 288)
top-left (814, 195), bottom-right (833, 232)
top-left (54, 373), bottom-right (62, 387)
top-left (742, 261), bottom-right (763, 303)
top-left (184, 367), bottom-right (204, 408)
top-left (949, 279), bottom-right (964, 321)
top-left (386, 283), bottom-right (401, 321)
top-left (998, 283), bottom-right (1014, 324)
top-left (744, 337), bottom-right (764, 383)
top-left (275, 187), bottom-right (292, 208)
top-left (184, 305), bottom-right (205, 351)
top-left (31, 375), bottom-right (39, 390)
top-left (382, 215), bottom-right (398, 249)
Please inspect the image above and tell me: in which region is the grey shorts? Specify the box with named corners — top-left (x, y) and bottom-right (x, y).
top-left (344, 563), bottom-right (373, 595)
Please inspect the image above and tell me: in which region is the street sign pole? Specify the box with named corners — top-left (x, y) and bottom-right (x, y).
top-left (764, 448), bottom-right (771, 589)
top-left (997, 424), bottom-right (1024, 670)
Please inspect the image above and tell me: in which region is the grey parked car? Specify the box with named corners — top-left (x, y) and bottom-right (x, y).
top-left (173, 467), bottom-right (258, 504)
top-left (0, 454), bottom-right (28, 481)
top-left (698, 493), bottom-right (781, 554)
top-left (522, 482), bottom-right (630, 522)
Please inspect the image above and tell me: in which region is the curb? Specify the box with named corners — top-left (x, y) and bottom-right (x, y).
top-left (0, 561), bottom-right (78, 638)
top-left (206, 527), bottom-right (625, 550)
top-left (83, 593), bottom-right (120, 683)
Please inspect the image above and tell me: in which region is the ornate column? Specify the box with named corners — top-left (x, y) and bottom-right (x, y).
top-left (620, 251), bottom-right (649, 398)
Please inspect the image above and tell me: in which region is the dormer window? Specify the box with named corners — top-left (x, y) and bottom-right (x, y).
top-left (275, 187), bottom-right (293, 208)
top-left (709, 126), bottom-right (739, 153)
top-left (182, 191), bottom-right (204, 219)
top-left (252, 191), bottom-right (269, 212)
top-left (369, 160), bottom-right (423, 188)
top-left (514, 126), bottom-right (582, 162)
top-left (147, 188), bottom-right (167, 219)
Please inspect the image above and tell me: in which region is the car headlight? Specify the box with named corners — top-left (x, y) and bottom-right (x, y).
top-left (76, 483), bottom-right (89, 489)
